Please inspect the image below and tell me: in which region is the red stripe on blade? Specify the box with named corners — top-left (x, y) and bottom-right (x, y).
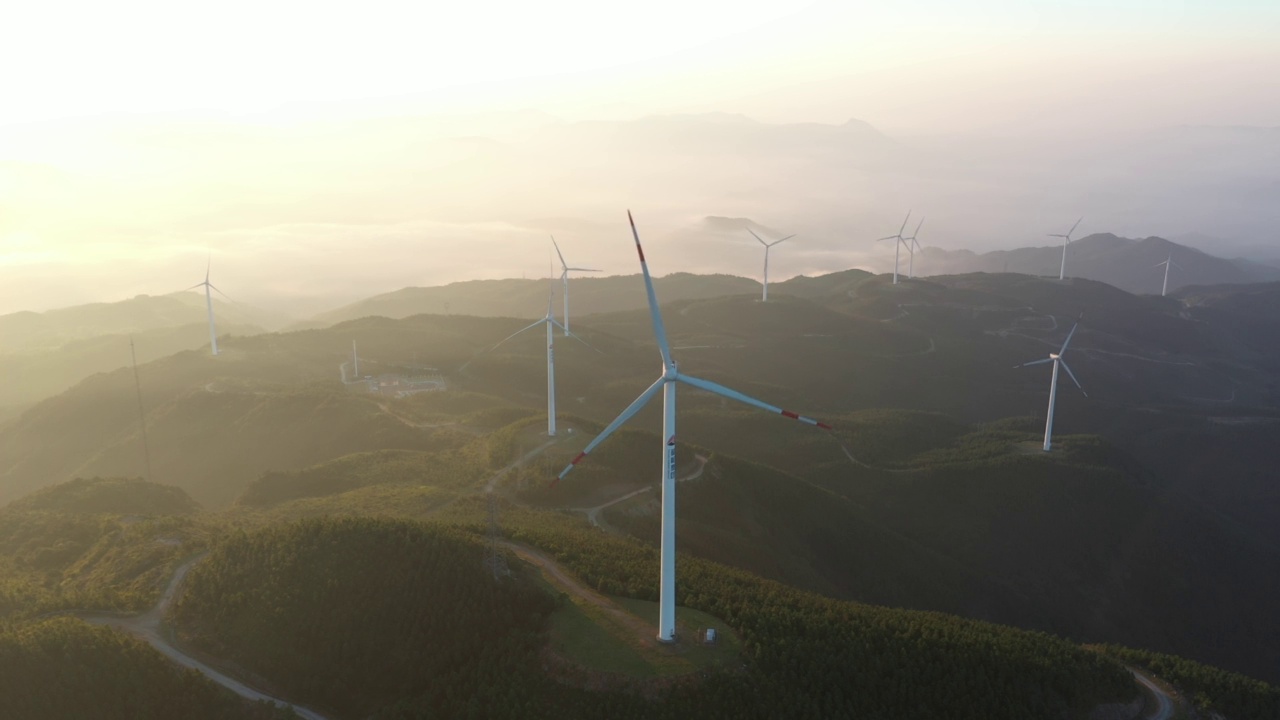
top-left (781, 410), bottom-right (800, 420)
top-left (549, 477), bottom-right (560, 488)
top-left (570, 452), bottom-right (588, 466)
top-left (817, 422), bottom-right (833, 430)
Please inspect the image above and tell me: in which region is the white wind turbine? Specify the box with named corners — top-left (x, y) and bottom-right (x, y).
top-left (1155, 252), bottom-right (1182, 297)
top-left (1015, 318), bottom-right (1087, 452)
top-left (876, 211), bottom-right (912, 284)
top-left (746, 228), bottom-right (794, 302)
top-left (1049, 217), bottom-right (1083, 281)
top-left (551, 236), bottom-right (600, 336)
top-left (463, 286), bottom-right (595, 437)
top-left (556, 211), bottom-right (832, 643)
top-left (185, 257), bottom-right (230, 356)
top-left (905, 216), bottom-right (925, 279)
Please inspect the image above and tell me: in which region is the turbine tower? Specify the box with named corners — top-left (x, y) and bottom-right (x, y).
top-left (464, 287), bottom-right (595, 437)
top-left (876, 211), bottom-right (912, 284)
top-left (352, 340), bottom-right (360, 378)
top-left (556, 211), bottom-right (831, 643)
top-left (1155, 252), bottom-right (1181, 297)
top-left (905, 216), bottom-right (925, 279)
top-left (185, 258), bottom-right (230, 356)
top-left (551, 236), bottom-right (600, 336)
top-left (1049, 217), bottom-right (1083, 281)
top-left (1015, 318), bottom-right (1087, 452)
top-left (747, 228), bottom-right (794, 302)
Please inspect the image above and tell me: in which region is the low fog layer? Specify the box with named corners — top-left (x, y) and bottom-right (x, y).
top-left (2, 111), bottom-right (1277, 317)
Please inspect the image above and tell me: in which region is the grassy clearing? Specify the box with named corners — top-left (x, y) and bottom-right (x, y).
top-left (533, 572), bottom-right (742, 679)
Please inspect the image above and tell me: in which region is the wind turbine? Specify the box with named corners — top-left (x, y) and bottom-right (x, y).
top-left (746, 228), bottom-right (795, 302)
top-left (876, 211), bottom-right (912, 284)
top-left (905, 216), bottom-right (925, 279)
top-left (352, 340), bottom-right (360, 378)
top-left (551, 236), bottom-right (600, 336)
top-left (463, 286), bottom-right (595, 437)
top-left (1015, 317), bottom-right (1087, 452)
top-left (1049, 217), bottom-right (1083, 281)
top-left (185, 258), bottom-right (230, 356)
top-left (1155, 252), bottom-right (1182, 297)
top-left (556, 211), bottom-right (832, 643)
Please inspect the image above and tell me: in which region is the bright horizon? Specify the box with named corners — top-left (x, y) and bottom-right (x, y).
top-left (3, 0), bottom-right (1278, 316)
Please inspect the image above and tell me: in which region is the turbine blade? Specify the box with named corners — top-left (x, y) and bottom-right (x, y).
top-left (677, 374), bottom-right (832, 429)
top-left (747, 228), bottom-right (766, 246)
top-left (1015, 357), bottom-right (1054, 368)
top-left (488, 318), bottom-right (547, 353)
top-left (556, 377), bottom-right (665, 481)
top-left (1059, 319), bottom-right (1081, 354)
top-left (551, 236), bottom-right (567, 269)
top-left (876, 235), bottom-right (899, 242)
top-left (566, 267), bottom-right (601, 272)
top-left (183, 282), bottom-right (205, 292)
top-left (1068, 217), bottom-right (1083, 236)
top-left (552, 321), bottom-right (603, 353)
top-left (768, 234), bottom-right (795, 247)
top-left (628, 210), bottom-right (672, 367)
top-left (207, 284), bottom-right (236, 304)
top-left (1059, 359), bottom-right (1087, 396)
top-left (897, 211), bottom-right (912, 237)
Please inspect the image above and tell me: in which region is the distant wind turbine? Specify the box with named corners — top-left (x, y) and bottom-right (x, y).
top-left (1155, 252), bottom-right (1182, 297)
top-left (1049, 217), bottom-right (1083, 281)
top-left (463, 285), bottom-right (596, 437)
top-left (352, 340), bottom-right (360, 378)
top-left (551, 236), bottom-right (600, 336)
top-left (556, 211), bottom-right (832, 643)
top-left (747, 228), bottom-right (794, 302)
top-left (185, 257), bottom-right (231, 356)
top-left (1015, 317), bottom-right (1087, 452)
top-left (905, 216), bottom-right (925, 279)
top-left (876, 211), bottom-right (912, 284)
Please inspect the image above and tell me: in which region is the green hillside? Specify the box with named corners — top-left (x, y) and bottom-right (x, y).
top-left (172, 516), bottom-right (1137, 719)
top-left (0, 478), bottom-right (210, 618)
top-left (0, 618), bottom-right (291, 720)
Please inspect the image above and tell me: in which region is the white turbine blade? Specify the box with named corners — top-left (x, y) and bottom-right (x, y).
top-left (1048, 233), bottom-right (1068, 239)
top-left (1015, 357), bottom-right (1054, 368)
top-left (767, 234), bottom-right (795, 247)
top-left (551, 236), bottom-right (567, 270)
top-left (566, 267), bottom-right (601, 272)
top-left (552, 321), bottom-right (604, 353)
top-left (489, 318), bottom-right (547, 353)
top-left (1059, 319), bottom-right (1081, 354)
top-left (1153, 260), bottom-right (1168, 269)
top-left (896, 211), bottom-right (912, 238)
top-left (747, 228), bottom-right (767, 246)
top-left (628, 210), bottom-right (673, 366)
top-left (207, 284), bottom-right (236, 304)
top-left (205, 254), bottom-right (211, 283)
top-left (1067, 217), bottom-right (1083, 237)
top-left (876, 235), bottom-right (899, 242)
top-left (556, 377), bottom-right (665, 481)
top-left (908, 216), bottom-right (925, 240)
top-left (1059, 359), bottom-right (1087, 396)
top-left (183, 282), bottom-right (205, 292)
top-left (678, 374), bottom-right (832, 429)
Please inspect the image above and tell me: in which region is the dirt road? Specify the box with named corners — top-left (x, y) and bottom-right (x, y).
top-left (79, 556), bottom-right (328, 720)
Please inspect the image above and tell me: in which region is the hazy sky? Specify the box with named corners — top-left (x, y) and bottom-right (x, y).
top-left (2, 1), bottom-right (1278, 316)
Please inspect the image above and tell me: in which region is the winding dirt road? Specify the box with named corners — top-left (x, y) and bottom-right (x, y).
top-left (1132, 667), bottom-right (1177, 720)
top-left (578, 454), bottom-right (709, 530)
top-left (80, 556), bottom-right (328, 720)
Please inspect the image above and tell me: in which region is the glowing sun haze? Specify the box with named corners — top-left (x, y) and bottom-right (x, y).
top-left (2, 0), bottom-right (1277, 316)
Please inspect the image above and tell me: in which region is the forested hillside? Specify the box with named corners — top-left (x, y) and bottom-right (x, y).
top-left (173, 516), bottom-right (1137, 719)
top-left (0, 618), bottom-right (291, 719)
